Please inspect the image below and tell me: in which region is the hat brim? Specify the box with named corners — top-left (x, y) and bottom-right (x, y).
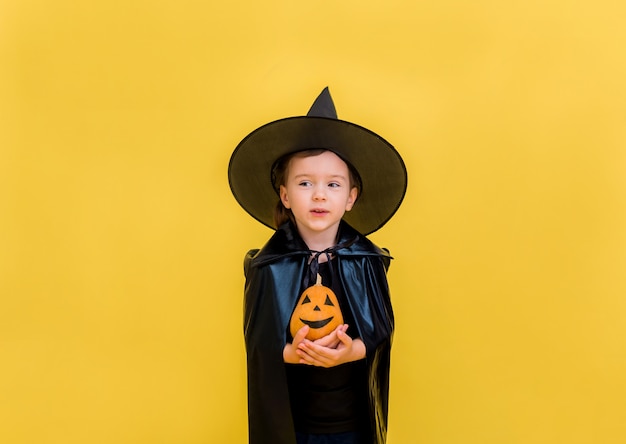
top-left (228, 116), bottom-right (407, 235)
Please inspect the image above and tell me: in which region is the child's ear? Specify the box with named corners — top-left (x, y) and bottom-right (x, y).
top-left (279, 185), bottom-right (291, 209)
top-left (345, 187), bottom-right (358, 211)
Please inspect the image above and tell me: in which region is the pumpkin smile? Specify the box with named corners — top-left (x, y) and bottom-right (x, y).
top-left (290, 273), bottom-right (344, 340)
top-left (300, 316), bottom-right (334, 329)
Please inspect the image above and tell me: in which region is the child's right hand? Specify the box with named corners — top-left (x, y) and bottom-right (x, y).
top-left (283, 325), bottom-right (310, 364)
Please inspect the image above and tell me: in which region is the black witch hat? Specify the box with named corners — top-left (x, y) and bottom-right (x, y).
top-left (228, 87), bottom-right (407, 235)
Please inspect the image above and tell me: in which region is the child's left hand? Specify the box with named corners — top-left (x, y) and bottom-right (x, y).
top-left (296, 324), bottom-right (366, 368)
top-left (311, 324), bottom-right (349, 349)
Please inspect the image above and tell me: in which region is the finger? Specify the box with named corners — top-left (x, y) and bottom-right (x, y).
top-left (299, 350), bottom-right (332, 367)
top-left (293, 325), bottom-right (310, 345)
top-left (313, 330), bottom-right (339, 348)
top-left (298, 340), bottom-right (322, 360)
top-left (295, 348), bottom-right (314, 365)
top-left (337, 328), bottom-right (353, 346)
top-left (300, 340), bottom-right (337, 363)
top-left (296, 345), bottom-right (328, 366)
top-left (316, 324), bottom-right (349, 348)
top-left (313, 334), bottom-right (334, 347)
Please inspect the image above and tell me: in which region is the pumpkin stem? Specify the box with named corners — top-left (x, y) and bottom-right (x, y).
top-left (315, 273), bottom-right (322, 286)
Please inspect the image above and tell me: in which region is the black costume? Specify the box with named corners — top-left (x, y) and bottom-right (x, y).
top-left (243, 221), bottom-right (394, 444)
top-left (229, 87), bottom-right (407, 444)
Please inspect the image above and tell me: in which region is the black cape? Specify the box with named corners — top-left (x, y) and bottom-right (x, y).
top-left (243, 221), bottom-right (394, 444)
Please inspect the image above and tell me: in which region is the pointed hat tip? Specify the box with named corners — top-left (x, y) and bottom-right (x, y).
top-left (307, 86), bottom-right (337, 119)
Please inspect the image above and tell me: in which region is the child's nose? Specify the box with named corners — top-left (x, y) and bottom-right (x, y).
top-left (312, 186), bottom-right (326, 200)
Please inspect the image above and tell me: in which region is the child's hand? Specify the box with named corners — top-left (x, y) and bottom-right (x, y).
top-left (297, 327), bottom-right (366, 368)
top-left (313, 324), bottom-right (349, 349)
top-left (283, 325), bottom-right (309, 364)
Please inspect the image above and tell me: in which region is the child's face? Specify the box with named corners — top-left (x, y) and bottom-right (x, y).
top-left (279, 151), bottom-right (358, 242)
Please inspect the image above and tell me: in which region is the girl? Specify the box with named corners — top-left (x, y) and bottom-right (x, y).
top-left (228, 87), bottom-right (407, 444)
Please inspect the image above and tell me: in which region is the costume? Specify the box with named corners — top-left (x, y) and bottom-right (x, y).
top-left (228, 87), bottom-right (407, 444)
top-left (243, 221), bottom-right (394, 444)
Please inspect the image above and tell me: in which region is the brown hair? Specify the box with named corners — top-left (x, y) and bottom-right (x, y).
top-left (271, 149), bottom-right (362, 228)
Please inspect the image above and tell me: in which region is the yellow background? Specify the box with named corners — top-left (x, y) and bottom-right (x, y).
top-left (1, 1), bottom-right (625, 443)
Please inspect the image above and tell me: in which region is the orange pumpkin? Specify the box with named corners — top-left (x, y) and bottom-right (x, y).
top-left (290, 273), bottom-right (344, 340)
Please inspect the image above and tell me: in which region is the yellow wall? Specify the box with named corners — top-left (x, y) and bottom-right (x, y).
top-left (1, 1), bottom-right (625, 443)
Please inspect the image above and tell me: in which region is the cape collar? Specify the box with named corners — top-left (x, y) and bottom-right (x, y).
top-left (250, 220), bottom-right (390, 268)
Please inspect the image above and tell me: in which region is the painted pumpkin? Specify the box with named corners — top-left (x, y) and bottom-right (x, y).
top-left (290, 273), bottom-right (344, 340)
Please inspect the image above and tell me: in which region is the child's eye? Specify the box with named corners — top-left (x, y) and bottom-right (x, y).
top-left (328, 182), bottom-right (341, 188)
top-left (298, 181), bottom-right (312, 187)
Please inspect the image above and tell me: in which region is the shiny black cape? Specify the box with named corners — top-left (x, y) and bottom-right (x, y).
top-left (243, 221), bottom-right (394, 444)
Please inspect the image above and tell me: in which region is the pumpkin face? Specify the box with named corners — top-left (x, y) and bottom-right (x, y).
top-left (290, 274), bottom-right (344, 340)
